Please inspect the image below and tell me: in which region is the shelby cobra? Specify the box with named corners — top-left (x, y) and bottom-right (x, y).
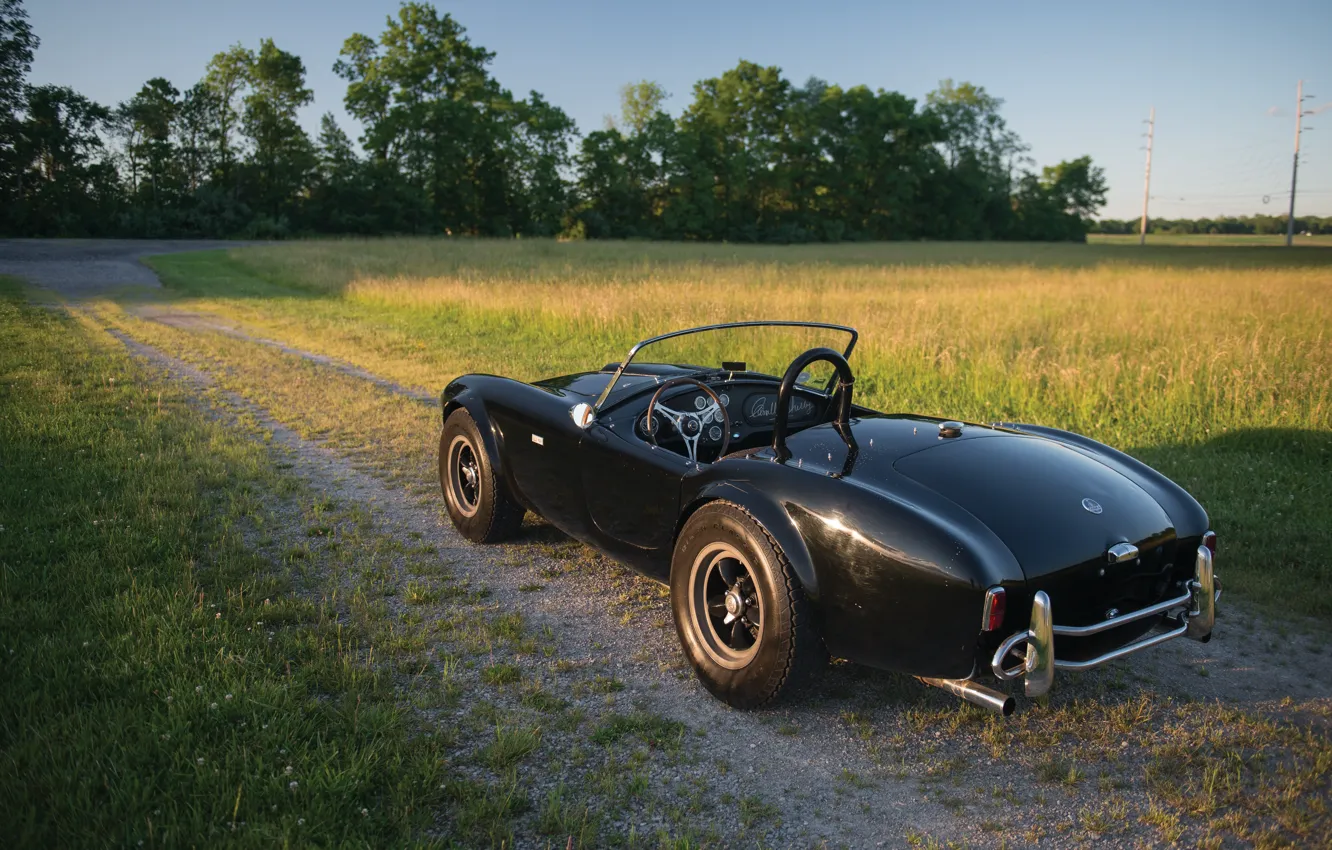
top-left (438, 322), bottom-right (1218, 714)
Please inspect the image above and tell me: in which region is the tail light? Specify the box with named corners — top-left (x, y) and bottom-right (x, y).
top-left (981, 587), bottom-right (1006, 632)
top-left (1202, 530), bottom-right (1217, 557)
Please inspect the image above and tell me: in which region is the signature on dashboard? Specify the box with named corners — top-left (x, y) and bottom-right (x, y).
top-left (747, 394), bottom-right (815, 422)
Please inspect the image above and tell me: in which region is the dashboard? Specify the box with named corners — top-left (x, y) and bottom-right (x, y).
top-left (615, 380), bottom-right (829, 450)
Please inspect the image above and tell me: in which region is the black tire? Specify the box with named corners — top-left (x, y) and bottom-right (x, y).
top-left (439, 407), bottom-right (525, 544)
top-left (670, 501), bottom-right (825, 709)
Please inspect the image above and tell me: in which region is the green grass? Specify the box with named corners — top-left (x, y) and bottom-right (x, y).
top-left (591, 712), bottom-right (686, 750)
top-left (136, 238), bottom-right (1332, 620)
top-left (0, 279), bottom-right (451, 846)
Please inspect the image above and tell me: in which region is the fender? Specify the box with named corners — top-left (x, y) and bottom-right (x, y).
top-left (442, 381), bottom-right (506, 485)
top-left (679, 479), bottom-right (822, 602)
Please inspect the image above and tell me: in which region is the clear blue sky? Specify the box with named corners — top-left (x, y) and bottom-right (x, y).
top-left (27, 0), bottom-right (1332, 220)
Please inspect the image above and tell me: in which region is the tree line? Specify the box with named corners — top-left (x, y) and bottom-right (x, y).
top-left (1092, 214), bottom-right (1332, 236)
top-left (1, 0), bottom-right (1109, 242)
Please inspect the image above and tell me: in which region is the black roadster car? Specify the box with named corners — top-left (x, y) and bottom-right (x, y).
top-left (438, 322), bottom-right (1217, 714)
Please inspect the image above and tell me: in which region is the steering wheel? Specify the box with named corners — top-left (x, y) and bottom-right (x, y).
top-left (645, 378), bottom-right (732, 464)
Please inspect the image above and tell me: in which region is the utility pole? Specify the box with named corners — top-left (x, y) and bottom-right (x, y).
top-left (1139, 107), bottom-right (1155, 246)
top-left (1287, 80), bottom-right (1315, 247)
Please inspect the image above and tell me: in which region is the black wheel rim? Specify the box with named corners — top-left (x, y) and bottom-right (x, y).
top-left (448, 435), bottom-right (481, 518)
top-left (688, 542), bottom-right (762, 669)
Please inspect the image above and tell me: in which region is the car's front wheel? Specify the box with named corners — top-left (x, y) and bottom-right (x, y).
top-left (439, 408), bottom-right (525, 543)
top-left (670, 501), bottom-right (825, 708)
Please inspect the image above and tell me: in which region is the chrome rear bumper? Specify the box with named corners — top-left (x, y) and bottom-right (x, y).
top-left (991, 545), bottom-right (1216, 697)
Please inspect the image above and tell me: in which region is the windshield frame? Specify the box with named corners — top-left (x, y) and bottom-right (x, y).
top-left (591, 321), bottom-right (858, 412)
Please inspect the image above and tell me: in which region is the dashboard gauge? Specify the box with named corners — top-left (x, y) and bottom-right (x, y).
top-left (638, 414), bottom-right (660, 436)
top-left (719, 393), bottom-right (730, 407)
top-left (694, 395), bottom-right (708, 411)
top-left (708, 425), bottom-right (723, 442)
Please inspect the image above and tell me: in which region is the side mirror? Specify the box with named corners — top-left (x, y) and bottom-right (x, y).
top-left (570, 402), bottom-right (595, 429)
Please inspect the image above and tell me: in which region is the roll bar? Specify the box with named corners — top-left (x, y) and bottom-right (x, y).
top-left (772, 347), bottom-right (854, 459)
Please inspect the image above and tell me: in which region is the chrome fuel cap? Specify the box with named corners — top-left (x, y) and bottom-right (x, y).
top-left (939, 421), bottom-right (964, 438)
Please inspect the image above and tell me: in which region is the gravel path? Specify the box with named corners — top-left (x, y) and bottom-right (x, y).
top-left (17, 240), bottom-right (1332, 848)
top-left (0, 238), bottom-right (258, 296)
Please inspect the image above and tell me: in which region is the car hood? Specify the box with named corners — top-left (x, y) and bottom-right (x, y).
top-left (782, 417), bottom-right (1176, 580)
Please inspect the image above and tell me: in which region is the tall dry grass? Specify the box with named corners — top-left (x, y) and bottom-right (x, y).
top-left (225, 240), bottom-right (1331, 450)
top-left (149, 238), bottom-right (1332, 615)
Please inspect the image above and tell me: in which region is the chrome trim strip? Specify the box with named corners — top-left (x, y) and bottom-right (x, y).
top-left (591, 321), bottom-right (859, 412)
top-left (1053, 620), bottom-right (1189, 671)
top-left (1051, 587), bottom-right (1192, 637)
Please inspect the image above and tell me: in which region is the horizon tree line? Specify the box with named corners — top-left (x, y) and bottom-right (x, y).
top-left (2, 0), bottom-right (1117, 242)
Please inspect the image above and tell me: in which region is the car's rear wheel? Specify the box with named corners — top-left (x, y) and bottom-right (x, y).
top-left (440, 408), bottom-right (525, 543)
top-left (671, 501), bottom-right (825, 708)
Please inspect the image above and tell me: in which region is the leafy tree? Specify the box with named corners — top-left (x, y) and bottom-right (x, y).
top-left (923, 79), bottom-right (1030, 239)
top-left (618, 80), bottom-right (668, 135)
top-left (509, 92), bottom-right (577, 235)
top-left (0, 0), bottom-right (32, 109)
top-left (307, 112), bottom-right (375, 233)
top-left (0, 0), bottom-right (37, 231)
top-left (679, 60), bottom-right (790, 240)
top-left (115, 78), bottom-right (181, 204)
top-left (16, 85), bottom-right (117, 235)
top-left (337, 2), bottom-right (517, 234)
top-left (240, 38), bottom-right (314, 224)
top-left (203, 44), bottom-right (255, 187)
top-left (1041, 156), bottom-right (1107, 223)
top-left (175, 82), bottom-right (217, 193)
top-left (1013, 157), bottom-right (1107, 241)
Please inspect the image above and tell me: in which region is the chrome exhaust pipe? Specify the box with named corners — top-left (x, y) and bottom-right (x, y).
top-left (919, 677), bottom-right (1015, 716)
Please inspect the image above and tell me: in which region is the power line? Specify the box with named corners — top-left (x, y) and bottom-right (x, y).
top-left (1140, 107), bottom-right (1154, 245)
top-left (1288, 80), bottom-right (1316, 246)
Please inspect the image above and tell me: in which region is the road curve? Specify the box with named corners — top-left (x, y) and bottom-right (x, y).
top-left (0, 238), bottom-right (258, 297)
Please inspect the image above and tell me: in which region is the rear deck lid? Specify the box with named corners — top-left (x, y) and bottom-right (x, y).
top-left (892, 434), bottom-right (1174, 581)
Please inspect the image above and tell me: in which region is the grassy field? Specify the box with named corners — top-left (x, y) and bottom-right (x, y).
top-left (9, 238), bottom-right (1332, 847)
top-left (0, 278), bottom-right (462, 846)
top-left (143, 238), bottom-right (1332, 621)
